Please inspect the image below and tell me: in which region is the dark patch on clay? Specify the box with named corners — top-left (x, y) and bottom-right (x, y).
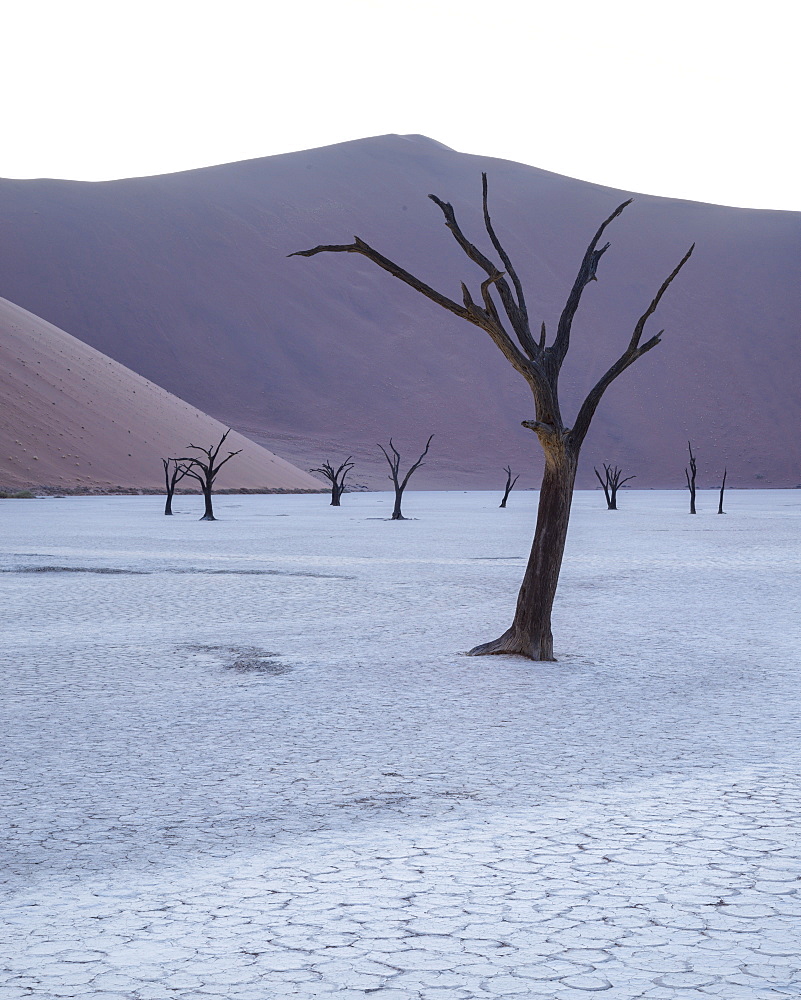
top-left (180, 644), bottom-right (292, 676)
top-left (166, 568), bottom-right (352, 579)
top-left (3, 565), bottom-right (147, 574)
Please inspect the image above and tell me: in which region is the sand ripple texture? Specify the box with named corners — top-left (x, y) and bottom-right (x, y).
top-left (1, 490), bottom-right (800, 999)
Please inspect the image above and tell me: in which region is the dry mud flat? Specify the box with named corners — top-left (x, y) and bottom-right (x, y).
top-left (1, 490), bottom-right (800, 999)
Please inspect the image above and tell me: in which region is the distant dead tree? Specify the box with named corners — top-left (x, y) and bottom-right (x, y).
top-left (499, 466), bottom-right (520, 508)
top-left (177, 430), bottom-right (242, 521)
top-left (378, 436), bottom-right (433, 520)
top-left (162, 458), bottom-right (191, 515)
top-left (685, 441), bottom-right (698, 514)
top-left (310, 457), bottom-right (354, 506)
top-left (292, 176), bottom-right (693, 659)
top-left (718, 467), bottom-right (727, 514)
top-left (594, 463), bottom-right (635, 510)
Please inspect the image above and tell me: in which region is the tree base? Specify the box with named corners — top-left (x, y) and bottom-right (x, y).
top-left (467, 627), bottom-right (556, 662)
top-left (200, 514), bottom-right (216, 521)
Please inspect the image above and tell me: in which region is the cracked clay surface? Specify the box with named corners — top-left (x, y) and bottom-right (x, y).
top-left (1, 491), bottom-right (800, 998)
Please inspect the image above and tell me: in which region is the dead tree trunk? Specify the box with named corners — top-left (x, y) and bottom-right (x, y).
top-left (378, 436), bottom-right (433, 519)
top-left (162, 458), bottom-right (190, 515)
top-left (176, 430), bottom-right (242, 521)
top-left (685, 441), bottom-right (698, 514)
top-left (718, 467), bottom-right (727, 514)
top-left (593, 463), bottom-right (635, 510)
top-left (309, 457), bottom-right (354, 506)
top-left (499, 466), bottom-right (520, 508)
top-left (292, 176), bottom-right (693, 660)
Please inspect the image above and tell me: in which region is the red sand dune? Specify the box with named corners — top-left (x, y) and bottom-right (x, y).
top-left (0, 296), bottom-right (323, 493)
top-left (1, 134), bottom-right (799, 489)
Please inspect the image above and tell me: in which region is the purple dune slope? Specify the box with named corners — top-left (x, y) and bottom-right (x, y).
top-left (1, 134), bottom-right (799, 489)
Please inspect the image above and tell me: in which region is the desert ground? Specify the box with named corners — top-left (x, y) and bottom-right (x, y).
top-left (1, 489), bottom-right (800, 998)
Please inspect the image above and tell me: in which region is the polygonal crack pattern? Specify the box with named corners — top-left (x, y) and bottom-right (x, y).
top-left (3, 772), bottom-right (800, 999)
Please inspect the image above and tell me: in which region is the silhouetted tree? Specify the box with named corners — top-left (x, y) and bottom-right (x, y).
top-left (292, 176), bottom-right (693, 659)
top-left (718, 467), bottom-right (727, 514)
top-left (177, 430), bottom-right (242, 521)
top-left (310, 457), bottom-right (354, 506)
top-left (594, 463), bottom-right (635, 510)
top-left (378, 436), bottom-right (433, 520)
top-left (162, 458), bottom-right (191, 515)
top-left (499, 466), bottom-right (520, 508)
top-left (685, 441), bottom-right (698, 514)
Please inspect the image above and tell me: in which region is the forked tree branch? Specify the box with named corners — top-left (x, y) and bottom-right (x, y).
top-left (179, 464), bottom-right (206, 488)
top-left (482, 174), bottom-right (529, 329)
top-left (163, 457), bottom-right (191, 490)
top-left (378, 436), bottom-right (434, 491)
top-left (568, 244), bottom-right (695, 449)
top-left (599, 463), bottom-right (636, 491)
top-left (292, 215), bottom-right (539, 381)
top-left (377, 439), bottom-right (401, 485)
top-left (176, 430), bottom-right (242, 485)
top-left (626, 244), bottom-right (696, 353)
top-left (593, 465), bottom-right (612, 507)
top-left (429, 190), bottom-right (539, 361)
top-left (548, 199), bottom-right (633, 370)
top-left (184, 448), bottom-right (243, 475)
top-left (503, 465), bottom-right (520, 490)
top-left (310, 457), bottom-right (354, 486)
top-left (399, 434), bottom-right (433, 489)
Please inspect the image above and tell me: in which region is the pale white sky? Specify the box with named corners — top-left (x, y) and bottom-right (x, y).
top-left (2, 0), bottom-right (799, 210)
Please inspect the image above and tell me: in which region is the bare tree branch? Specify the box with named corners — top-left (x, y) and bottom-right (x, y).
top-left (429, 191), bottom-right (539, 361)
top-left (480, 174), bottom-right (541, 359)
top-left (482, 173), bottom-right (528, 326)
top-left (593, 465), bottom-right (612, 508)
top-left (291, 236), bottom-right (531, 377)
top-left (548, 199), bottom-right (633, 369)
top-left (627, 244), bottom-right (696, 353)
top-left (400, 434), bottom-right (433, 491)
top-left (569, 244), bottom-right (695, 449)
top-left (291, 238), bottom-right (469, 321)
top-left (521, 419), bottom-right (558, 437)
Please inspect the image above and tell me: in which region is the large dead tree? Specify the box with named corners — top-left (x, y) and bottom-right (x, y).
top-left (499, 466), bottom-right (520, 508)
top-left (594, 463), bottom-right (635, 510)
top-left (162, 457), bottom-right (191, 515)
top-left (310, 457), bottom-right (354, 506)
top-left (378, 436), bottom-right (433, 519)
top-left (176, 430), bottom-right (242, 521)
top-left (292, 176), bottom-right (693, 660)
